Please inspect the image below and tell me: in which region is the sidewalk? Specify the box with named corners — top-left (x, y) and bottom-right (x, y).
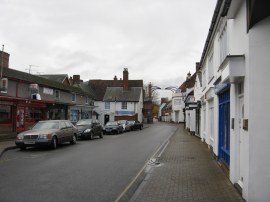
top-left (129, 124), bottom-right (244, 202)
top-left (0, 133), bottom-right (17, 158)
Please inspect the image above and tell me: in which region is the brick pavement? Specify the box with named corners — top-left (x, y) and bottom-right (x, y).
top-left (130, 124), bottom-right (244, 202)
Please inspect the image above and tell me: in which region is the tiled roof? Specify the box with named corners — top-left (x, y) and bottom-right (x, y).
top-left (37, 74), bottom-right (68, 83)
top-left (179, 73), bottom-right (196, 93)
top-left (3, 68), bottom-right (95, 98)
top-left (89, 79), bottom-right (143, 101)
top-left (103, 87), bottom-right (142, 102)
top-left (80, 82), bottom-right (97, 100)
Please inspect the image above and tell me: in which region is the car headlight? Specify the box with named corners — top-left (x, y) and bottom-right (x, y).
top-left (38, 134), bottom-right (48, 139)
top-left (84, 129), bottom-right (91, 133)
top-left (17, 134), bottom-right (24, 140)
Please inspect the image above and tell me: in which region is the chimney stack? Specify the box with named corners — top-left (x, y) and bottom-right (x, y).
top-left (0, 50), bottom-right (10, 69)
top-left (123, 68), bottom-right (129, 91)
top-left (72, 75), bottom-right (82, 85)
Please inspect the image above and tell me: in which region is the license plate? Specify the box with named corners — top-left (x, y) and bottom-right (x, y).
top-left (24, 141), bottom-right (35, 145)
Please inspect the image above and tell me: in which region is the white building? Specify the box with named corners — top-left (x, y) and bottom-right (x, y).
top-left (171, 89), bottom-right (185, 123)
top-left (89, 69), bottom-right (144, 126)
top-left (198, 0), bottom-right (270, 201)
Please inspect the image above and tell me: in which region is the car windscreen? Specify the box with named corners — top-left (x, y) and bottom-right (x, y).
top-left (32, 121), bottom-right (59, 129)
top-left (76, 119), bottom-right (92, 126)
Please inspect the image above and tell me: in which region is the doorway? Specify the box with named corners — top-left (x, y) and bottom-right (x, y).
top-left (218, 88), bottom-right (230, 167)
top-left (104, 114), bottom-right (110, 125)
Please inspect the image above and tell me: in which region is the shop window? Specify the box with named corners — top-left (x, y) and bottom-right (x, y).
top-left (0, 105), bottom-right (12, 124)
top-left (25, 107), bottom-right (42, 126)
top-left (85, 96), bottom-right (89, 104)
top-left (70, 110), bottom-right (79, 122)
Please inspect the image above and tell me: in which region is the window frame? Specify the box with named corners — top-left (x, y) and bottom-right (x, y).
top-left (71, 94), bottom-right (76, 102)
top-left (105, 102), bottom-right (110, 110)
top-left (121, 102), bottom-right (127, 109)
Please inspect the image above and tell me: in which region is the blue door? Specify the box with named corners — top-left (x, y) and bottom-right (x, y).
top-left (218, 88), bottom-right (230, 167)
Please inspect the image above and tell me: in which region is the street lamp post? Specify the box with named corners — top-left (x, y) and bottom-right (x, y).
top-left (1, 45), bottom-right (4, 79)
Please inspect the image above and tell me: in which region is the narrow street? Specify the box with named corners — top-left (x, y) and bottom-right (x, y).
top-left (0, 123), bottom-right (177, 202)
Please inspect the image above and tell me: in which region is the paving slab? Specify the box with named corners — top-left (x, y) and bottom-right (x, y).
top-left (129, 124), bottom-right (244, 202)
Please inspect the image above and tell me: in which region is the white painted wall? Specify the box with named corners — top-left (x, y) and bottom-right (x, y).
top-left (248, 16), bottom-right (270, 201)
top-left (171, 92), bottom-right (185, 123)
top-left (94, 89), bottom-right (143, 125)
top-left (227, 3), bottom-right (250, 200)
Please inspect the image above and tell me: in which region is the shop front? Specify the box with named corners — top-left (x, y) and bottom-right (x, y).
top-left (0, 96), bottom-right (55, 133)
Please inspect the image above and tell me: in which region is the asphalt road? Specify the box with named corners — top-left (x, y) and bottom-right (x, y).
top-left (0, 122), bottom-right (178, 202)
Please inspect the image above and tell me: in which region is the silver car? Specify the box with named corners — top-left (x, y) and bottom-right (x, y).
top-left (15, 120), bottom-right (78, 150)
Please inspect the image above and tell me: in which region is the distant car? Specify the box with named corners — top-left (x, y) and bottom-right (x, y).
top-left (15, 120), bottom-right (78, 150)
top-left (118, 120), bottom-right (128, 131)
top-left (103, 121), bottom-right (124, 134)
top-left (126, 120), bottom-right (143, 131)
top-left (75, 119), bottom-right (103, 140)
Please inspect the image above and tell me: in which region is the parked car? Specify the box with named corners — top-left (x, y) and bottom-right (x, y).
top-left (15, 120), bottom-right (78, 150)
top-left (118, 120), bottom-right (128, 131)
top-left (75, 119), bottom-right (103, 140)
top-left (126, 120), bottom-right (143, 131)
top-left (103, 121), bottom-right (124, 134)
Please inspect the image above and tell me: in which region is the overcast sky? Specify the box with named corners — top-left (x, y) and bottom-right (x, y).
top-left (1, 0), bottom-right (217, 97)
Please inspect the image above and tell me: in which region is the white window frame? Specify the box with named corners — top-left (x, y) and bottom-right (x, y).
top-left (105, 102), bottom-right (110, 110)
top-left (121, 102), bottom-right (127, 109)
top-left (208, 51), bottom-right (214, 82)
top-left (219, 22), bottom-right (228, 65)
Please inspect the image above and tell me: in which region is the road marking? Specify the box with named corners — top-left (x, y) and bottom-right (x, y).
top-left (114, 128), bottom-right (176, 202)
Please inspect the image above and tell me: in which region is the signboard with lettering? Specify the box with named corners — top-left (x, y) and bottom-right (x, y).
top-left (43, 87), bottom-right (54, 95)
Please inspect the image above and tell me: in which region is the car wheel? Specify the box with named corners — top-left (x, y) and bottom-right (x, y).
top-left (20, 146), bottom-right (26, 150)
top-left (140, 126), bottom-right (142, 130)
top-left (117, 129), bottom-right (120, 134)
top-left (99, 131), bottom-right (103, 139)
top-left (89, 132), bottom-right (94, 140)
top-left (51, 136), bottom-right (57, 149)
top-left (70, 134), bottom-right (77, 144)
